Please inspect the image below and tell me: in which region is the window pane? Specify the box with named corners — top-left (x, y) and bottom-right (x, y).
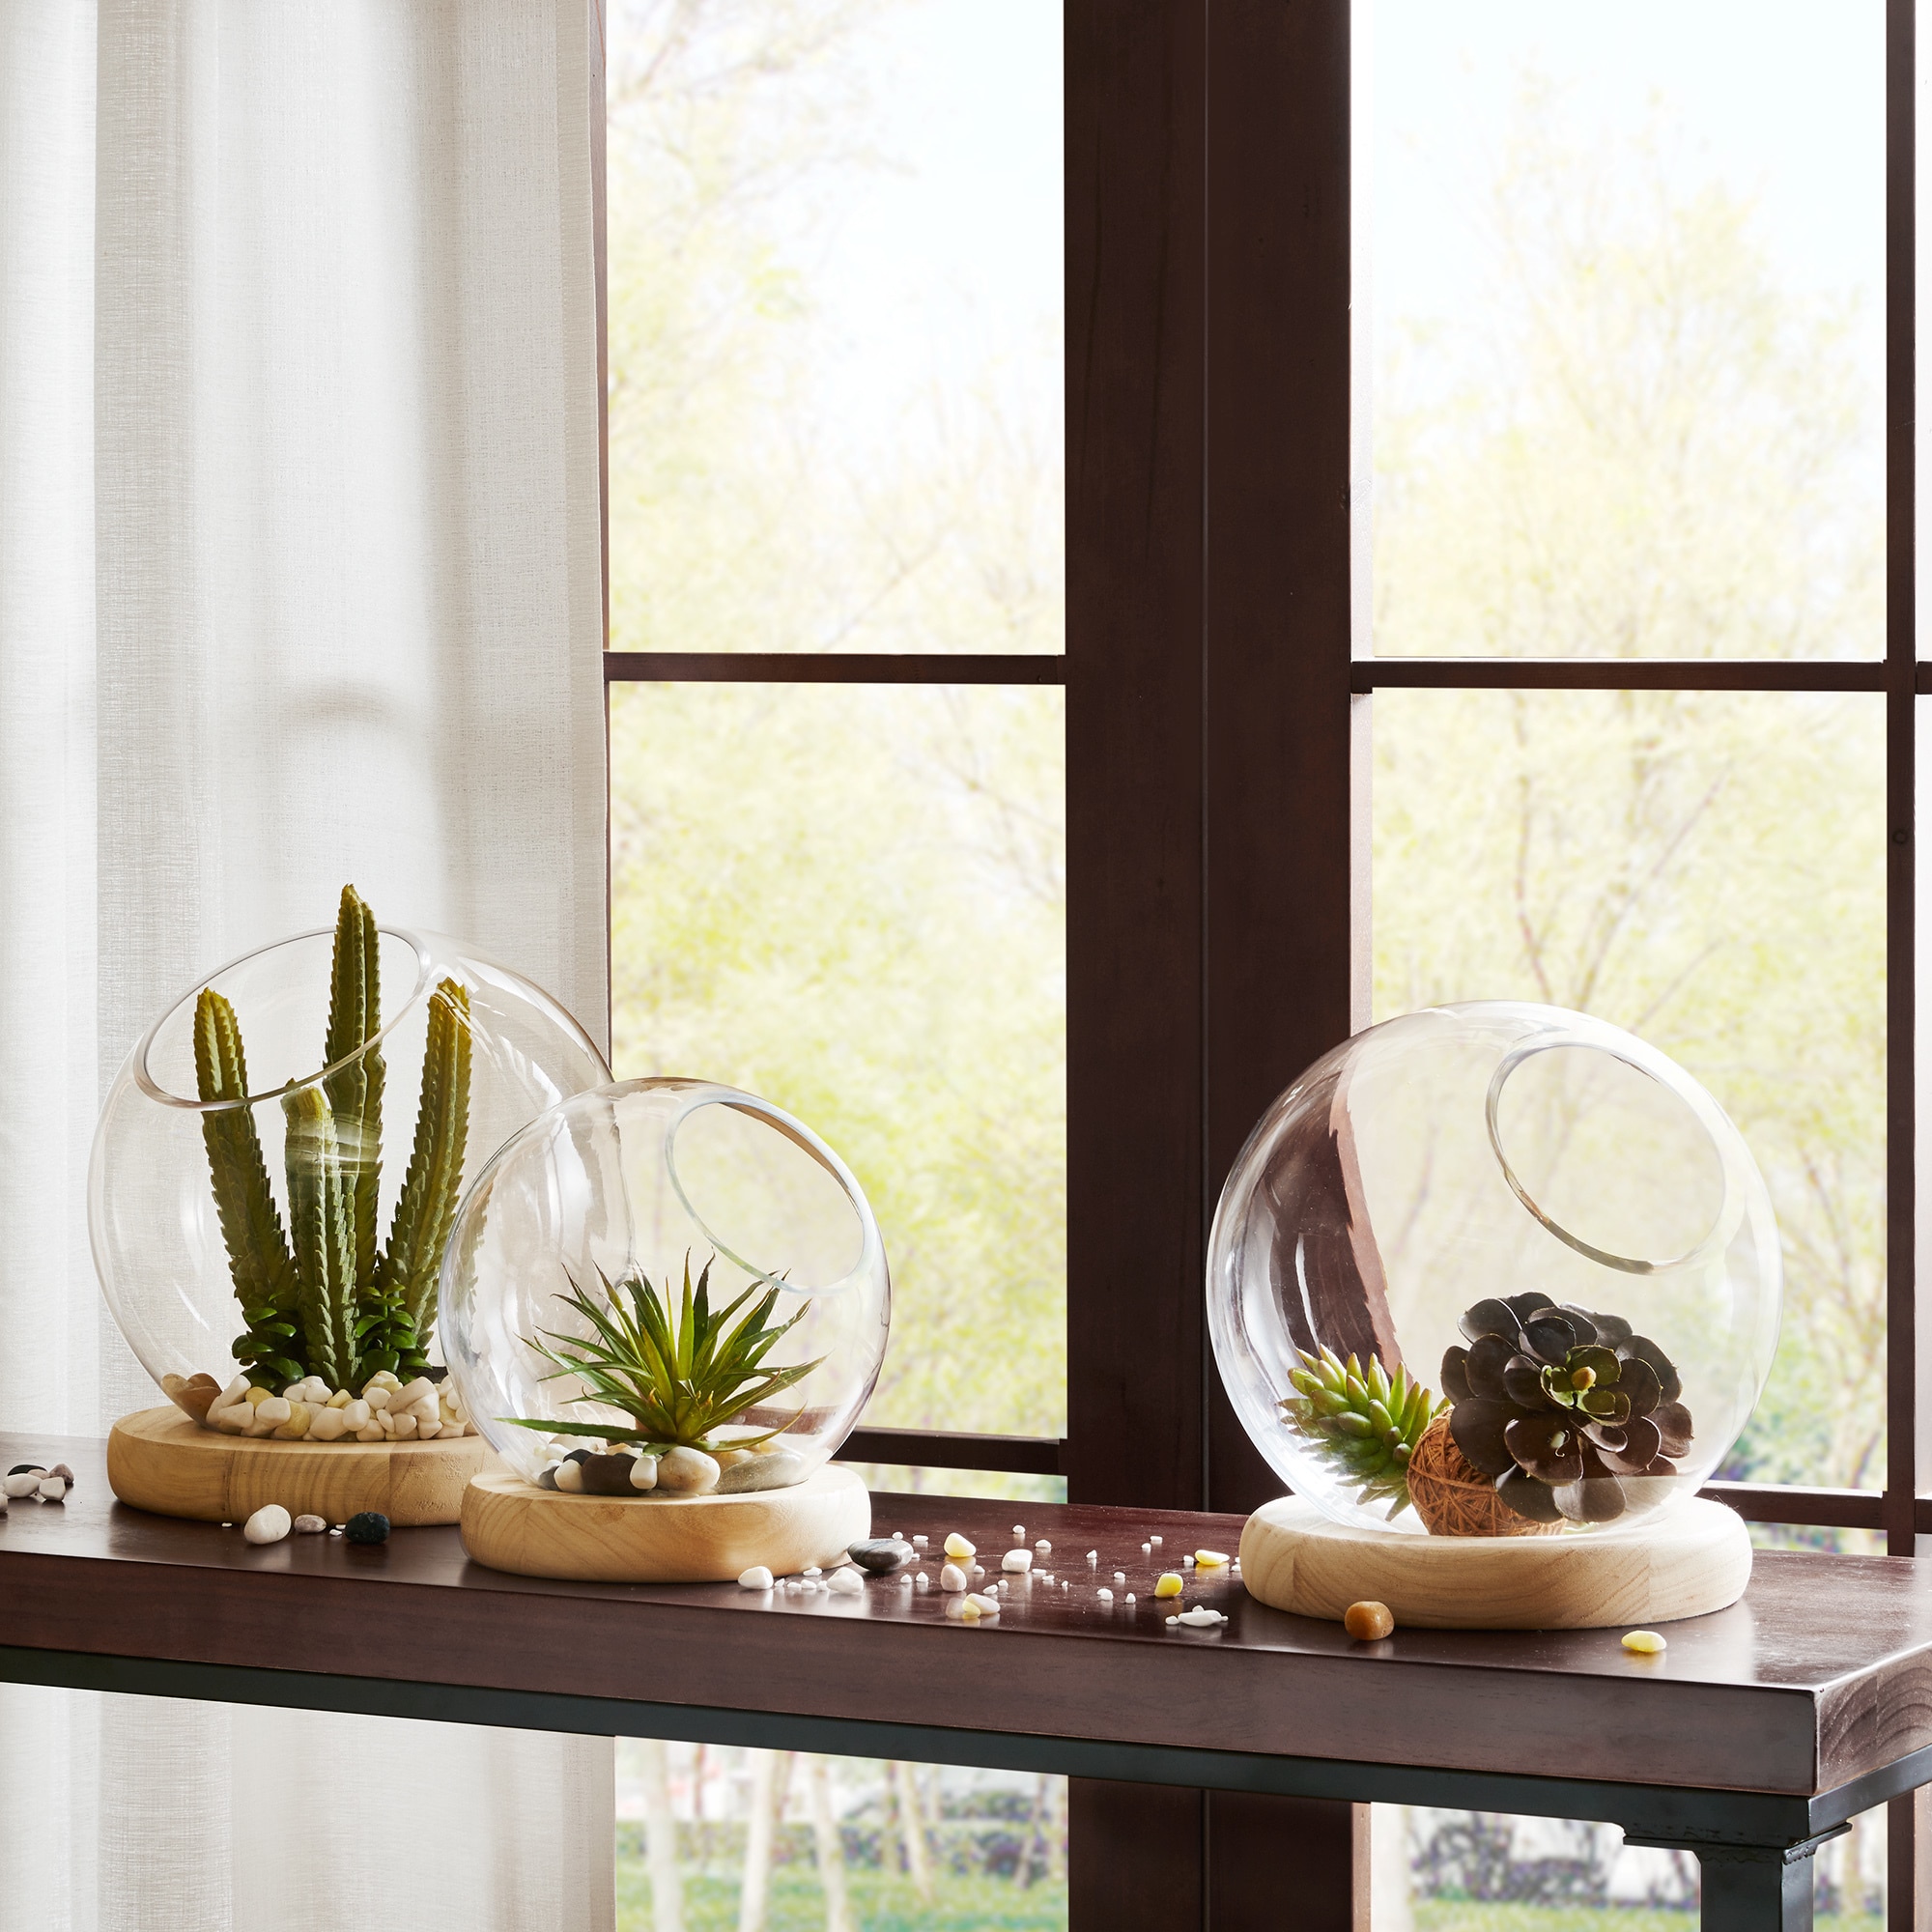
top-left (1373, 689), bottom-right (1885, 1490)
top-left (616, 1746), bottom-right (1067, 1929)
top-left (606, 0), bottom-right (1064, 656)
top-left (1377, 1800), bottom-right (1886, 1926)
top-left (1363, 0), bottom-right (1884, 660)
top-left (610, 681), bottom-right (1066, 1438)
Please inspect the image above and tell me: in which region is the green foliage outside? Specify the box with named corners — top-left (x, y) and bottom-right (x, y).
top-left (616, 1868), bottom-right (1065, 1932)
top-left (1371, 99), bottom-right (1886, 1494)
top-left (1414, 1909), bottom-right (1878, 1932)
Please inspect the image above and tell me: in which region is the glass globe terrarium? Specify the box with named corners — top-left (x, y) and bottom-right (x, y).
top-left (440, 1077), bottom-right (890, 1500)
top-left (91, 893), bottom-right (612, 1446)
top-left (1208, 1002), bottom-right (1780, 1539)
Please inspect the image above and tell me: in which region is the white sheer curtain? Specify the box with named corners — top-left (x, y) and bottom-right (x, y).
top-left (0, 3), bottom-right (612, 1926)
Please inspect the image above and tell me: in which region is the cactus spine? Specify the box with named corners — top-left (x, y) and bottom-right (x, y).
top-left (197, 886), bottom-right (473, 1393)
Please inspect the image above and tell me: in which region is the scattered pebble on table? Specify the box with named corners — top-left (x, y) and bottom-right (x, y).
top-left (1166, 1607), bottom-right (1228, 1631)
top-left (1002, 1548), bottom-right (1033, 1573)
top-left (243, 1504), bottom-right (291, 1545)
top-left (1622, 1630), bottom-right (1667, 1655)
top-left (1194, 1549), bottom-right (1229, 1568)
top-left (738, 1566), bottom-right (774, 1591)
top-left (828, 1568), bottom-right (864, 1596)
top-left (344, 1511), bottom-right (390, 1545)
top-left (1035, 1539), bottom-right (1051, 1554)
top-left (1154, 1574), bottom-right (1184, 1599)
top-left (939, 1562), bottom-right (969, 1592)
top-left (1344, 1600), bottom-right (1395, 1641)
top-left (944, 1532), bottom-right (976, 1561)
top-left (1012, 1524), bottom-right (1025, 1540)
top-left (292, 1514), bottom-right (327, 1535)
top-left (1096, 1587), bottom-right (1114, 1602)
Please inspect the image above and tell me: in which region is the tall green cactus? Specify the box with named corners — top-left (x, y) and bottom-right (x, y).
top-left (376, 978), bottom-right (471, 1345)
top-left (195, 989), bottom-right (302, 1383)
top-left (323, 887), bottom-right (384, 1287)
top-left (282, 1084), bottom-right (358, 1390)
top-left (202, 888), bottom-right (473, 1394)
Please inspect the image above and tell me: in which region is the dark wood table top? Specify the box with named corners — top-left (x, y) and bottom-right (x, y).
top-left (5, 1433), bottom-right (1931, 1811)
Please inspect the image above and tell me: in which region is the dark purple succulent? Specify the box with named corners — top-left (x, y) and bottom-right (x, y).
top-left (1439, 1293), bottom-right (1691, 1526)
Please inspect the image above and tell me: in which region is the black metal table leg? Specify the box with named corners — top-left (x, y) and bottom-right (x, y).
top-left (1695, 1845), bottom-right (1817, 1932)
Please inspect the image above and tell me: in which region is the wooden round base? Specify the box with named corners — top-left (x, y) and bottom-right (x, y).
top-left (106, 1406), bottom-right (488, 1527)
top-left (460, 1463), bottom-right (872, 1583)
top-left (1239, 1494), bottom-right (1752, 1630)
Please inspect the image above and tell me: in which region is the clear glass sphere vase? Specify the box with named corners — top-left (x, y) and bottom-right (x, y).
top-left (1208, 1002), bottom-right (1781, 1536)
top-left (90, 923), bottom-right (611, 1416)
top-left (440, 1077), bottom-right (892, 1488)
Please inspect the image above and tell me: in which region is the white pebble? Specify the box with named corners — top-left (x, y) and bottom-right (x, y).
top-left (657, 1446), bottom-right (721, 1495)
top-left (913, 1534), bottom-right (927, 1547)
top-left (1114, 1571), bottom-right (1126, 1583)
top-left (1003, 1548), bottom-right (1034, 1573)
top-left (738, 1566), bottom-right (774, 1590)
top-left (804, 1566), bottom-right (822, 1577)
top-left (37, 1477), bottom-right (67, 1502)
top-left (1125, 1593), bottom-right (1136, 1603)
top-left (1182, 1554), bottom-right (1195, 1567)
top-left (829, 1569), bottom-right (864, 1596)
top-left (940, 1562), bottom-right (969, 1592)
top-left (243, 1505), bottom-right (291, 1545)
top-left (306, 1407), bottom-right (349, 1442)
top-left (3, 1472), bottom-right (42, 1499)
top-left (1036, 1539), bottom-right (1051, 1553)
top-left (1142, 1543), bottom-right (1151, 1554)
top-left (630, 1455), bottom-right (660, 1492)
top-left (1012, 1525), bottom-right (1025, 1539)
top-left (255, 1397), bottom-right (292, 1426)
top-left (554, 1461), bottom-right (584, 1492)
top-left (916, 1573), bottom-right (929, 1589)
top-left (968, 1592), bottom-right (1000, 1616)
top-left (1097, 1587), bottom-right (1114, 1602)
top-left (1151, 1535), bottom-right (1163, 1548)
top-left (1086, 1550), bottom-right (1097, 1565)
top-left (1172, 1606), bottom-right (1228, 1629)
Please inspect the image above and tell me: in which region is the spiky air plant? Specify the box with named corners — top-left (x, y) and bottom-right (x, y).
top-left (1281, 1346), bottom-right (1446, 1519)
top-left (503, 1257), bottom-right (825, 1453)
top-left (196, 886), bottom-right (471, 1388)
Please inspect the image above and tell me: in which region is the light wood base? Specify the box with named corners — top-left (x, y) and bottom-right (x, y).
top-left (106, 1406), bottom-right (488, 1527)
top-left (1239, 1494), bottom-right (1752, 1630)
top-left (460, 1463), bottom-right (872, 1583)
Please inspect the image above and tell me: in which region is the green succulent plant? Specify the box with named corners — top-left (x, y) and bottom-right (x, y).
top-left (197, 885), bottom-right (471, 1390)
top-left (1281, 1345), bottom-right (1446, 1519)
top-left (503, 1256), bottom-right (825, 1453)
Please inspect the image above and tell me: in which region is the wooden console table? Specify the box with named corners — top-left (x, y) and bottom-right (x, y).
top-left (4, 1433), bottom-right (1930, 1931)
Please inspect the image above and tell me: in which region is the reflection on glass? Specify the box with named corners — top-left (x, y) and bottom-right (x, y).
top-left (616, 1745), bottom-right (1067, 1929)
top-left (1374, 1801), bottom-right (1885, 1925)
top-left (609, 681), bottom-right (1065, 1438)
top-left (606, 0), bottom-right (1064, 655)
top-left (1373, 689), bottom-right (1885, 1491)
top-left (1363, 0), bottom-right (1883, 660)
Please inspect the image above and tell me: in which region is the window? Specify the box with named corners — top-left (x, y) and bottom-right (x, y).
top-left (598, 0), bottom-right (1921, 1923)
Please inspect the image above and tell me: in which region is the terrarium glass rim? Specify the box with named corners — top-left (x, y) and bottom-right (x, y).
top-left (1481, 1026), bottom-right (1744, 1277)
top-left (131, 923), bottom-right (436, 1114)
top-left (659, 1078), bottom-right (884, 1297)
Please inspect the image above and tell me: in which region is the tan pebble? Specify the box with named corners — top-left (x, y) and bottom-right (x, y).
top-left (1344, 1600), bottom-right (1395, 1641)
top-left (292, 1515), bottom-right (327, 1534)
top-left (1622, 1629), bottom-right (1667, 1655)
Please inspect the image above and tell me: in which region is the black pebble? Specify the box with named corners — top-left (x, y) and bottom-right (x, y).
top-left (345, 1512), bottom-right (391, 1545)
top-left (562, 1448), bottom-right (594, 1465)
top-left (848, 1538), bottom-right (916, 1576)
top-left (579, 1453), bottom-right (639, 1496)
top-left (7, 1464), bottom-right (45, 1478)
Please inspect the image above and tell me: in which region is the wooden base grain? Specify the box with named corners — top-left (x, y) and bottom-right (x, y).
top-left (460, 1463), bottom-right (872, 1582)
top-left (1239, 1493), bottom-right (1752, 1630)
top-left (106, 1406), bottom-right (488, 1527)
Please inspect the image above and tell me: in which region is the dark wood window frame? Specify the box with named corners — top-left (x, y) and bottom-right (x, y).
top-left (595, 1), bottom-right (1918, 1921)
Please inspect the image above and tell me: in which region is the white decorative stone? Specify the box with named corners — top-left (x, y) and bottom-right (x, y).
top-left (365, 1385), bottom-right (393, 1411)
top-left (1035, 1540), bottom-right (1052, 1553)
top-left (939, 1562), bottom-right (969, 1592)
top-left (1096, 1588), bottom-right (1114, 1602)
top-left (341, 1400), bottom-right (371, 1430)
top-left (307, 1406), bottom-right (349, 1442)
top-left (738, 1566), bottom-right (775, 1590)
top-left (656, 1447), bottom-right (721, 1495)
top-left (717, 1450), bottom-right (807, 1494)
top-left (554, 1460), bottom-right (585, 1493)
top-left (37, 1477), bottom-right (68, 1502)
top-left (243, 1505), bottom-right (291, 1545)
top-left (1002, 1548), bottom-right (1033, 1573)
top-left (828, 1568), bottom-right (864, 1596)
top-left (3, 1472), bottom-right (42, 1499)
top-left (630, 1455), bottom-right (661, 1492)
top-left (255, 1398), bottom-right (292, 1426)
top-left (389, 1413), bottom-right (418, 1440)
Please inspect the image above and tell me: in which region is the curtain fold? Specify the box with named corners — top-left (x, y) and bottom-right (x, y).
top-left (0, 3), bottom-right (612, 1926)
